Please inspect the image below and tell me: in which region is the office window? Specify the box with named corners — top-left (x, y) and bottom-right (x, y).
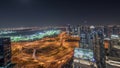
top-left (0, 58), bottom-right (4, 66)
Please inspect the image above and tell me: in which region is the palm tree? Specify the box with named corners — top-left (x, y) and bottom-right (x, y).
top-left (32, 48), bottom-right (37, 60)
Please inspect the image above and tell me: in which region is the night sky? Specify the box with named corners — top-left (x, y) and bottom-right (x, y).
top-left (0, 0), bottom-right (120, 28)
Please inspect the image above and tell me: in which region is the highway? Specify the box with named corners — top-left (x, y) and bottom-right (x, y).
top-left (11, 32), bottom-right (79, 68)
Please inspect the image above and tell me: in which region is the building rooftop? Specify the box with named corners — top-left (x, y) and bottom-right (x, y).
top-left (73, 48), bottom-right (95, 62)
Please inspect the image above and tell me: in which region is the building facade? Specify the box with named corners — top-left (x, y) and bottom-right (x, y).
top-left (0, 38), bottom-right (12, 68)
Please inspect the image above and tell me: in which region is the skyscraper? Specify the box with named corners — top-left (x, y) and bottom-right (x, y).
top-left (0, 38), bottom-right (12, 68)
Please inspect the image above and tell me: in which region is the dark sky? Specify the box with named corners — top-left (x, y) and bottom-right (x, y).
top-left (0, 0), bottom-right (120, 28)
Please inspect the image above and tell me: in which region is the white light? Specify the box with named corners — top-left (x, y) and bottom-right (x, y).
top-left (90, 25), bottom-right (95, 29)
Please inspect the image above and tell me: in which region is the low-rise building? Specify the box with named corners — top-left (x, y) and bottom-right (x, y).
top-left (72, 48), bottom-right (97, 68)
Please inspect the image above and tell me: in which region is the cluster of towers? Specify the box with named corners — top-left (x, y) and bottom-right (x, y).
top-left (66, 24), bottom-right (120, 68)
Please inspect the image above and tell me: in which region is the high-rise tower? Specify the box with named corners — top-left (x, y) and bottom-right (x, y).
top-left (0, 38), bottom-right (12, 68)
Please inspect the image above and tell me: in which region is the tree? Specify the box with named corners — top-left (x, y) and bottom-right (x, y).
top-left (32, 48), bottom-right (37, 60)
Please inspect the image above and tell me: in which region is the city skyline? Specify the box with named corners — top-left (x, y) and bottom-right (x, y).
top-left (0, 0), bottom-right (120, 28)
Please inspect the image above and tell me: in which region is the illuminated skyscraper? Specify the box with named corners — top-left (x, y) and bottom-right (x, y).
top-left (0, 38), bottom-right (12, 68)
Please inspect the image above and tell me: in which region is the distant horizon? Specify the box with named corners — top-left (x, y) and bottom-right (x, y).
top-left (0, 21), bottom-right (120, 28)
top-left (0, 23), bottom-right (120, 29)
